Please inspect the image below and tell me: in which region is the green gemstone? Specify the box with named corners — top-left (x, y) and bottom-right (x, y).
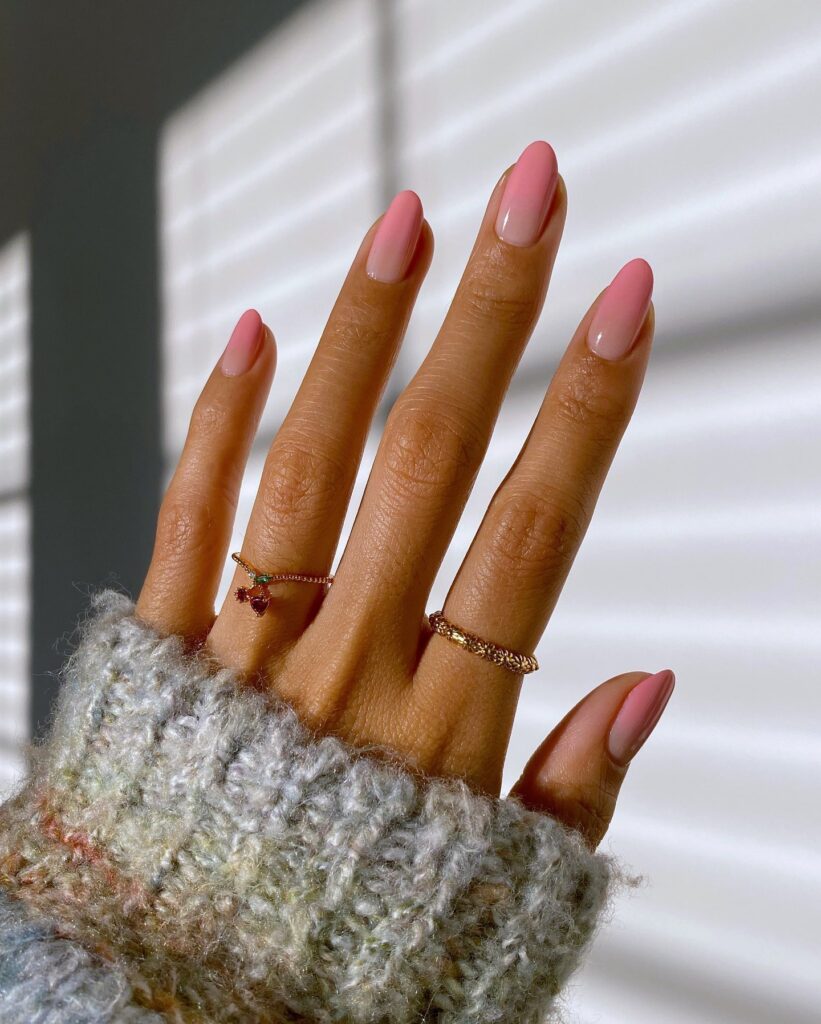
top-left (255, 575), bottom-right (273, 584)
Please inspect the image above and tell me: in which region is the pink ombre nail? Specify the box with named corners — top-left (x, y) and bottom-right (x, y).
top-left (607, 669), bottom-right (675, 766)
top-left (220, 309), bottom-right (263, 377)
top-left (495, 141), bottom-right (559, 247)
top-left (366, 190), bottom-right (424, 283)
top-left (588, 259), bottom-right (654, 361)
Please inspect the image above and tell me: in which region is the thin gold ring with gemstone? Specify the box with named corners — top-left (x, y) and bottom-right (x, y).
top-left (427, 611), bottom-right (539, 675)
top-left (231, 552), bottom-right (334, 617)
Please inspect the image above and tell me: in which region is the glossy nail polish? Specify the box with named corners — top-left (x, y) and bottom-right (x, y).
top-left (607, 669), bottom-right (675, 765)
top-left (587, 258), bottom-right (654, 361)
top-left (221, 309), bottom-right (264, 376)
top-left (495, 140), bottom-right (559, 247)
top-left (366, 190), bottom-right (424, 283)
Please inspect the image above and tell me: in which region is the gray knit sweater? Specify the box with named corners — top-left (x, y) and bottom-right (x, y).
top-left (0, 591), bottom-right (613, 1023)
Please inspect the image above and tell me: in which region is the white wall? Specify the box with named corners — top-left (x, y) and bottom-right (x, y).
top-left (159, 2), bottom-right (821, 1020)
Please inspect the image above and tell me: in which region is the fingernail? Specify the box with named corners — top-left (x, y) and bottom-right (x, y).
top-left (495, 140), bottom-right (559, 247)
top-left (608, 669), bottom-right (675, 766)
top-left (587, 258), bottom-right (654, 361)
top-left (366, 190), bottom-right (424, 283)
top-left (220, 309), bottom-right (264, 376)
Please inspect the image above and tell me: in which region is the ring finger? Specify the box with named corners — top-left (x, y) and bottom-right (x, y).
top-left (416, 259), bottom-right (656, 792)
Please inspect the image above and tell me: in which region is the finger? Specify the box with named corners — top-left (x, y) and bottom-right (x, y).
top-left (324, 141), bottom-right (566, 659)
top-left (511, 669), bottom-right (675, 848)
top-left (209, 192), bottom-right (432, 671)
top-left (137, 310), bottom-right (275, 640)
top-left (417, 261), bottom-right (655, 770)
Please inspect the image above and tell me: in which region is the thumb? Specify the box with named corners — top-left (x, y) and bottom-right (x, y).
top-left (510, 669), bottom-right (675, 849)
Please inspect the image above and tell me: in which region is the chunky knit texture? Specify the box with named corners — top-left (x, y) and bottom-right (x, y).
top-left (0, 591), bottom-right (613, 1023)
top-left (0, 890), bottom-right (162, 1023)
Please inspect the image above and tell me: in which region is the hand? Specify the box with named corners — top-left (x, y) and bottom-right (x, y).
top-left (136, 141), bottom-right (674, 849)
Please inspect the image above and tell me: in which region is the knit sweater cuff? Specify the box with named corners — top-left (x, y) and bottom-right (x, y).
top-left (0, 591), bottom-right (613, 1023)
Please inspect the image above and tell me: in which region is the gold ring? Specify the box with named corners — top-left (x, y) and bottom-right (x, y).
top-left (428, 611), bottom-right (539, 675)
top-left (231, 553), bottom-right (334, 617)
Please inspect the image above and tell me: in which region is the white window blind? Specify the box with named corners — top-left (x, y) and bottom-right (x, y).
top-left (159, 2), bottom-right (821, 1020)
top-left (0, 234), bottom-right (30, 794)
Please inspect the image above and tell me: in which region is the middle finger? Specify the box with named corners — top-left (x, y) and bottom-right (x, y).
top-left (323, 141), bottom-right (565, 661)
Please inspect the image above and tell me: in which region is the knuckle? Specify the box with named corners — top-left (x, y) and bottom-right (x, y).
top-left (571, 792), bottom-right (613, 847)
top-left (332, 293), bottom-right (395, 355)
top-left (553, 366), bottom-right (627, 436)
top-left (458, 260), bottom-right (539, 333)
top-left (540, 771), bottom-right (618, 847)
top-left (382, 403), bottom-right (481, 503)
top-left (484, 486), bottom-right (588, 578)
top-left (259, 437), bottom-right (345, 530)
top-left (154, 492), bottom-right (217, 563)
top-left (565, 773), bottom-right (620, 845)
top-left (188, 395), bottom-right (233, 440)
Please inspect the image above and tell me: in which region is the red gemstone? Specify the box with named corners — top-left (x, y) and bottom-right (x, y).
top-left (235, 587), bottom-right (249, 603)
top-left (249, 594), bottom-right (269, 616)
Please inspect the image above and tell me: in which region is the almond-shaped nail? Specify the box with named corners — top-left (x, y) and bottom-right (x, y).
top-left (607, 669), bottom-right (675, 766)
top-left (495, 140), bottom-right (559, 247)
top-left (220, 309), bottom-right (264, 376)
top-left (366, 190), bottom-right (423, 283)
top-left (587, 258), bottom-right (653, 361)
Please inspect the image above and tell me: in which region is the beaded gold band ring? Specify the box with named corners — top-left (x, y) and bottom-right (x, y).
top-left (428, 611), bottom-right (539, 675)
top-left (231, 552), bottom-right (334, 617)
